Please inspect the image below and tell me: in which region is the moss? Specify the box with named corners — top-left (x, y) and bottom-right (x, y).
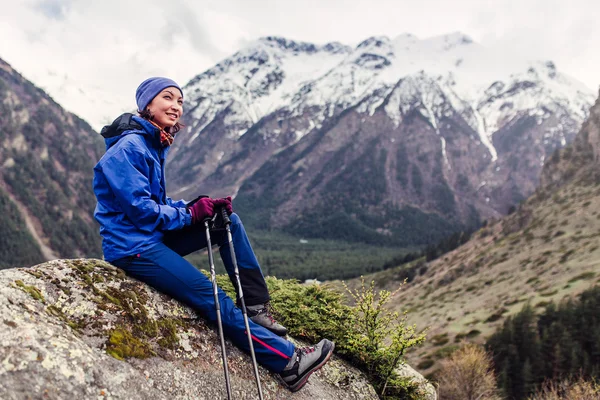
top-left (60, 287), bottom-right (72, 296)
top-left (115, 269), bottom-right (127, 280)
top-left (50, 261), bottom-right (200, 360)
top-left (82, 273), bottom-right (94, 286)
top-left (139, 319), bottom-right (159, 338)
top-left (14, 280), bottom-right (45, 303)
top-left (157, 319), bottom-right (181, 349)
top-left (67, 320), bottom-right (85, 331)
top-left (70, 259), bottom-right (95, 274)
top-left (99, 288), bottom-right (122, 307)
top-left (46, 305), bottom-right (86, 333)
top-left (25, 269), bottom-right (43, 279)
top-left (106, 327), bottom-right (154, 360)
top-left (68, 259), bottom-right (126, 286)
top-left (105, 316), bottom-right (183, 360)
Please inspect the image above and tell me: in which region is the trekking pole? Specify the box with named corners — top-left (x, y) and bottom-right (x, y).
top-left (204, 217), bottom-right (232, 400)
top-left (220, 208), bottom-right (264, 400)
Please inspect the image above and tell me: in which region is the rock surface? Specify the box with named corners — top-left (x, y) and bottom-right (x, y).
top-left (395, 363), bottom-right (437, 400)
top-left (0, 259), bottom-right (380, 400)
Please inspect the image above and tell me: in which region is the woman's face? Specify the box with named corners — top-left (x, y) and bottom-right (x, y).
top-left (146, 87), bottom-right (183, 129)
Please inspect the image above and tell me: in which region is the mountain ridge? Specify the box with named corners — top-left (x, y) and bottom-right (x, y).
top-left (166, 33), bottom-right (594, 246)
top-left (0, 58), bottom-right (103, 268)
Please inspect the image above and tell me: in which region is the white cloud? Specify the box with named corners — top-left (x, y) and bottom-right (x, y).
top-left (0, 0), bottom-right (598, 131)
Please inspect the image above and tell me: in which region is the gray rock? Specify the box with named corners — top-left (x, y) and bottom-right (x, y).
top-left (0, 259), bottom-right (379, 400)
top-left (395, 363), bottom-right (438, 400)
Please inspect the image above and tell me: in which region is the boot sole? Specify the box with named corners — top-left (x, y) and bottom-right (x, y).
top-left (249, 317), bottom-right (288, 336)
top-left (271, 328), bottom-right (288, 337)
top-left (287, 342), bottom-right (335, 392)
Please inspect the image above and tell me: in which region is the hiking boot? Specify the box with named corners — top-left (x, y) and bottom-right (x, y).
top-left (247, 302), bottom-right (288, 336)
top-left (279, 339), bottom-right (335, 392)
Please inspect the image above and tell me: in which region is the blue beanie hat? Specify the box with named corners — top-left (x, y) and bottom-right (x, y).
top-left (135, 77), bottom-right (183, 111)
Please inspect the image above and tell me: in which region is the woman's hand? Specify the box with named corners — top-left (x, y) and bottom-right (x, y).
top-left (213, 196), bottom-right (233, 215)
top-left (189, 197), bottom-right (215, 224)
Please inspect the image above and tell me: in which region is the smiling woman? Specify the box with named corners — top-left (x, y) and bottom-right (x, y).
top-left (137, 80), bottom-right (184, 131)
top-left (135, 77), bottom-right (184, 143)
top-left (91, 76), bottom-right (334, 394)
top-left (144, 88), bottom-right (183, 128)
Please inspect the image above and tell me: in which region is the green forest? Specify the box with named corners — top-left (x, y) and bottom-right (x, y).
top-left (185, 229), bottom-right (416, 281)
top-left (184, 225), bottom-right (474, 282)
top-left (486, 286), bottom-right (600, 399)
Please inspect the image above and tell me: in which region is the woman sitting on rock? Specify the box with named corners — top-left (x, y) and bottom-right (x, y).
top-left (92, 77), bottom-right (334, 392)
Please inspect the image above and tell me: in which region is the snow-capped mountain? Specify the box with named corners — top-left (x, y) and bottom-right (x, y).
top-left (167, 33), bottom-right (594, 245)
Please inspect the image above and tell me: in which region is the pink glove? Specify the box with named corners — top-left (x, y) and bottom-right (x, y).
top-left (189, 197), bottom-right (215, 224)
top-left (213, 196), bottom-right (233, 215)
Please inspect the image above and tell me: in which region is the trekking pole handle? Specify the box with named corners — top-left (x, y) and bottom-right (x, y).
top-left (220, 207), bottom-right (232, 226)
top-left (204, 213), bottom-right (218, 224)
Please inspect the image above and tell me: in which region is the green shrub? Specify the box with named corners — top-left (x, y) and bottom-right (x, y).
top-left (417, 358), bottom-right (435, 370)
top-left (484, 308), bottom-right (507, 323)
top-left (340, 278), bottom-right (428, 398)
top-left (454, 329), bottom-right (481, 342)
top-left (431, 333), bottom-right (450, 346)
top-left (466, 330), bottom-right (481, 338)
top-left (434, 344), bottom-right (460, 359)
top-left (540, 289), bottom-right (559, 297)
top-left (241, 275), bottom-right (428, 399)
top-left (569, 272), bottom-right (595, 283)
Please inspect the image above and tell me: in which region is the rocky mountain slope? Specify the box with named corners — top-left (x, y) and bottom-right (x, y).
top-left (349, 90), bottom-right (600, 376)
top-left (0, 58), bottom-right (104, 269)
top-left (166, 33), bottom-right (594, 245)
top-left (0, 258), bottom-right (386, 399)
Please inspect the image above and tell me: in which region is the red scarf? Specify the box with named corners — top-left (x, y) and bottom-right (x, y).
top-left (148, 120), bottom-right (175, 147)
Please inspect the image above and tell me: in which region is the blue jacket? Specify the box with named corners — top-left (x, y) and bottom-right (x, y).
top-left (93, 114), bottom-right (192, 262)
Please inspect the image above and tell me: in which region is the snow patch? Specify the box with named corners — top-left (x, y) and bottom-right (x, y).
top-left (440, 137), bottom-right (450, 170)
top-left (473, 107), bottom-right (498, 162)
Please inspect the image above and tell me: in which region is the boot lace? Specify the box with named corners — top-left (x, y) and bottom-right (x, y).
top-left (299, 345), bottom-right (316, 355)
top-left (258, 303), bottom-right (277, 324)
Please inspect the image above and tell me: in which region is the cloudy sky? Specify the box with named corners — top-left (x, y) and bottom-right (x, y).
top-left (1, 0), bottom-right (599, 130)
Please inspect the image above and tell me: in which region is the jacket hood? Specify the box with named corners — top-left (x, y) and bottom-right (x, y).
top-left (100, 113), bottom-right (159, 150)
